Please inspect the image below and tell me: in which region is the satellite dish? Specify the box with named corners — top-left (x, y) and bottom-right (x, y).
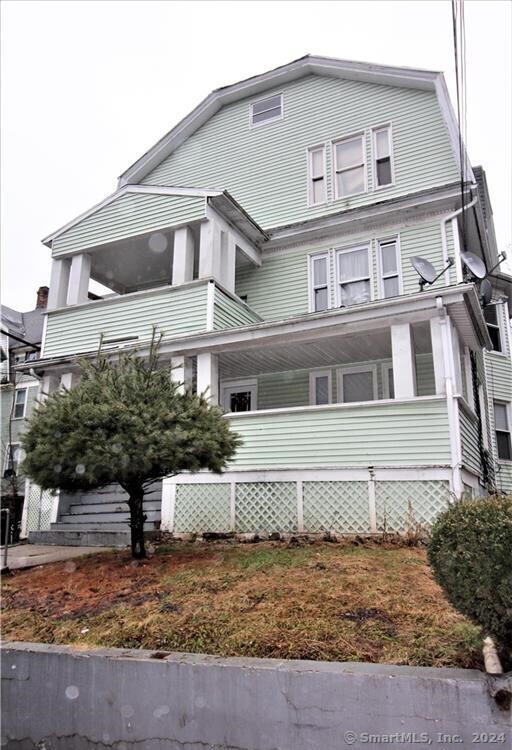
top-left (410, 256), bottom-right (454, 291)
top-left (460, 251), bottom-right (486, 279)
top-left (479, 278), bottom-right (493, 307)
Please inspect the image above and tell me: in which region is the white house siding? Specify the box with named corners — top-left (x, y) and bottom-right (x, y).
top-left (51, 194), bottom-right (206, 257)
top-left (142, 75), bottom-right (458, 230)
top-left (43, 282), bottom-right (209, 358)
top-left (235, 219), bottom-right (456, 322)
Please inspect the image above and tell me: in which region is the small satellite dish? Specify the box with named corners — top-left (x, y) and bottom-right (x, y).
top-left (479, 278), bottom-right (493, 307)
top-left (460, 251), bottom-right (486, 279)
top-left (410, 256), bottom-right (454, 291)
top-left (411, 256), bottom-right (437, 284)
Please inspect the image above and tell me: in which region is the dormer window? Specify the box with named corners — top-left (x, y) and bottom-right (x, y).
top-left (250, 94), bottom-right (283, 127)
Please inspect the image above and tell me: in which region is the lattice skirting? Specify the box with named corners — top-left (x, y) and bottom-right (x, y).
top-left (25, 483), bottom-right (55, 532)
top-left (170, 477), bottom-right (451, 535)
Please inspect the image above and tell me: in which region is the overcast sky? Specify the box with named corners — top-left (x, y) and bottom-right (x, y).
top-left (1, 0), bottom-right (511, 311)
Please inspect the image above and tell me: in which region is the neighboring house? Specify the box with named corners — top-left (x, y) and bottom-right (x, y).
top-left (1, 287), bottom-right (50, 540)
top-left (20, 56), bottom-right (512, 546)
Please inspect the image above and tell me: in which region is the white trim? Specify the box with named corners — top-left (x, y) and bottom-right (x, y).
top-left (382, 362), bottom-right (394, 399)
top-left (376, 235), bottom-right (402, 299)
top-left (371, 123), bottom-right (395, 190)
top-left (309, 369), bottom-right (332, 405)
top-left (230, 481), bottom-right (236, 531)
top-left (307, 250), bottom-right (331, 313)
top-left (221, 379), bottom-right (258, 413)
top-left (164, 466), bottom-right (452, 484)
top-left (306, 144), bottom-right (328, 206)
top-left (206, 280), bottom-right (215, 331)
top-left (438, 310), bottom-right (464, 497)
top-left (336, 364), bottom-right (379, 403)
top-left (368, 477), bottom-right (377, 532)
top-left (249, 92), bottom-right (284, 128)
top-left (50, 491), bottom-right (60, 524)
top-left (331, 131), bottom-right (367, 200)
top-left (493, 400), bottom-right (512, 462)
top-left (335, 242), bottom-right (374, 307)
top-left (161, 481), bottom-right (176, 532)
top-left (12, 387), bottom-right (28, 420)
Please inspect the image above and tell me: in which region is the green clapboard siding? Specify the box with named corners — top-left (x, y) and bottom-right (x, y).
top-left (484, 349), bottom-right (512, 492)
top-left (143, 75), bottom-right (458, 230)
top-left (213, 287), bottom-right (262, 329)
top-left (236, 219), bottom-right (453, 321)
top-left (52, 193), bottom-right (206, 257)
top-left (226, 398), bottom-right (450, 469)
top-left (43, 283), bottom-right (208, 358)
top-left (459, 405), bottom-right (481, 475)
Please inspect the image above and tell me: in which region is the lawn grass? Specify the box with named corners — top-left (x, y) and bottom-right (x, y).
top-left (1, 541), bottom-right (483, 668)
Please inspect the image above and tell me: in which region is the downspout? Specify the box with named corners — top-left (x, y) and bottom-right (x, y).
top-left (440, 193), bottom-right (478, 284)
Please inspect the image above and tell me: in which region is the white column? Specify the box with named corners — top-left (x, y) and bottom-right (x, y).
top-left (66, 253), bottom-right (91, 306)
top-left (60, 372), bottom-right (76, 390)
top-left (160, 481), bottom-right (176, 532)
top-left (40, 374), bottom-right (60, 400)
top-left (220, 233), bottom-right (237, 293)
top-left (170, 356), bottom-right (192, 393)
top-left (430, 317), bottom-right (446, 395)
top-left (172, 226), bottom-right (195, 285)
top-left (448, 323), bottom-right (463, 394)
top-left (391, 323), bottom-right (416, 398)
top-left (196, 352), bottom-right (219, 405)
top-left (438, 311), bottom-right (464, 498)
top-left (199, 220), bottom-right (221, 280)
top-left (47, 259), bottom-right (71, 309)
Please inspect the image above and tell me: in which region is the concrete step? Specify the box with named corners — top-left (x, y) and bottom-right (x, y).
top-left (68, 501), bottom-right (161, 515)
top-left (51, 520), bottom-right (158, 531)
top-left (28, 529), bottom-right (159, 548)
top-left (57, 511), bottom-right (161, 525)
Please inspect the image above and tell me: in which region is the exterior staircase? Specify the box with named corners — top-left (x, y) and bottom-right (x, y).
top-left (28, 484), bottom-right (161, 547)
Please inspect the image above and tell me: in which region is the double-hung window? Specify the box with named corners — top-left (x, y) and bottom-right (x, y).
top-left (333, 134), bottom-right (366, 198)
top-left (250, 94), bottom-right (283, 126)
top-left (336, 245), bottom-right (372, 307)
top-left (309, 253), bottom-right (330, 312)
top-left (308, 146), bottom-right (326, 205)
top-left (484, 305), bottom-right (502, 352)
top-left (310, 370), bottom-right (332, 406)
top-left (378, 238), bottom-right (400, 298)
top-left (373, 126), bottom-right (393, 187)
top-left (13, 388), bottom-right (27, 419)
top-left (494, 402), bottom-right (511, 460)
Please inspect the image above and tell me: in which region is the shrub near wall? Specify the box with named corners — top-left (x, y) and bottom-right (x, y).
top-left (428, 495), bottom-right (512, 654)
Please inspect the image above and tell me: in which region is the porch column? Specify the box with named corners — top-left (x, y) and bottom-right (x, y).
top-left (60, 372), bottom-right (77, 390)
top-left (171, 356), bottom-right (192, 394)
top-left (47, 258), bottom-right (71, 309)
top-left (40, 374), bottom-right (60, 400)
top-left (66, 253), bottom-right (91, 306)
top-left (390, 323), bottom-right (416, 398)
top-left (199, 220), bottom-right (222, 281)
top-left (196, 352), bottom-right (219, 405)
top-left (220, 233), bottom-right (237, 293)
top-left (430, 317), bottom-right (446, 395)
top-left (172, 226), bottom-right (195, 285)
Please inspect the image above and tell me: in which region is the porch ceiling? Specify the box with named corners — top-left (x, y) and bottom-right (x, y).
top-left (219, 322), bottom-right (431, 378)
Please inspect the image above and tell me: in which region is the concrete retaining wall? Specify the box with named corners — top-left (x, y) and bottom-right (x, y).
top-left (1, 642), bottom-right (510, 749)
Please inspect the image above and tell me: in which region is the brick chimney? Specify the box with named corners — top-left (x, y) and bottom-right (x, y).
top-left (36, 286), bottom-right (49, 309)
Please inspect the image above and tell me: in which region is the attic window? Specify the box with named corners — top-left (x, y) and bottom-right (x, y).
top-left (250, 94), bottom-right (283, 127)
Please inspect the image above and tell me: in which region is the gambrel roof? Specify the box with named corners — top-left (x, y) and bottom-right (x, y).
top-left (118, 54), bottom-right (469, 187)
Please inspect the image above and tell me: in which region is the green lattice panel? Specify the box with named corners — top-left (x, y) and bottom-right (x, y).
top-left (26, 484), bottom-right (54, 532)
top-left (174, 484), bottom-right (231, 533)
top-left (303, 481), bottom-right (370, 533)
top-left (235, 482), bottom-right (297, 533)
top-left (375, 480), bottom-right (451, 532)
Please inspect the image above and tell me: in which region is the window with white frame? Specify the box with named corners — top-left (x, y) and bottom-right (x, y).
top-left (309, 370), bottom-right (332, 406)
top-left (3, 443), bottom-right (21, 475)
top-left (308, 145), bottom-right (326, 205)
top-left (309, 253), bottom-right (330, 312)
top-left (13, 388), bottom-right (27, 419)
top-left (222, 381), bottom-right (257, 413)
top-left (338, 366), bottom-right (377, 403)
top-left (250, 94), bottom-right (283, 127)
top-left (484, 305), bottom-right (502, 352)
top-left (494, 402), bottom-right (511, 460)
top-left (383, 364), bottom-right (395, 399)
top-left (336, 245), bottom-right (372, 307)
top-left (373, 126), bottom-right (393, 187)
top-left (333, 134), bottom-right (366, 198)
top-left (378, 238), bottom-right (400, 298)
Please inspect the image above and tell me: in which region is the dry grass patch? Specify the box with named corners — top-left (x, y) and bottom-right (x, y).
top-left (1, 542), bottom-right (482, 668)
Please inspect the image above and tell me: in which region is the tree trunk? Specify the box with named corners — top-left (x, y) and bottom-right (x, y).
top-left (127, 485), bottom-right (147, 559)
